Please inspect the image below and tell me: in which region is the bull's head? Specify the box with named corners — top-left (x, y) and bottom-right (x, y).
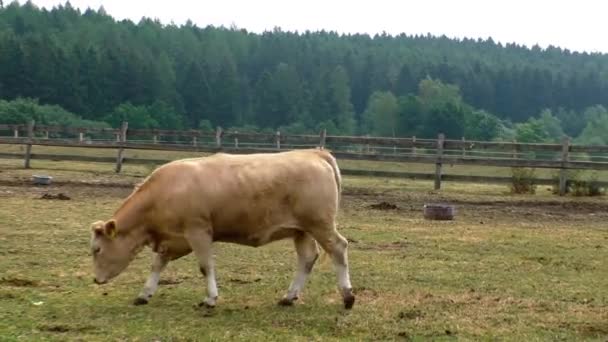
top-left (90, 220), bottom-right (140, 285)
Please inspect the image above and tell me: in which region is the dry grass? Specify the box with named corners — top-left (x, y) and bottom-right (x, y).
top-left (0, 155), bottom-right (608, 341)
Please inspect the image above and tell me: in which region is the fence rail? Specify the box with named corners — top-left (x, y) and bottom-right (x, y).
top-left (1, 121), bottom-right (608, 195)
top-left (5, 123), bottom-right (608, 152)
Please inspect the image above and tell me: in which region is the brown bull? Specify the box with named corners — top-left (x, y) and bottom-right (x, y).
top-left (89, 149), bottom-right (355, 309)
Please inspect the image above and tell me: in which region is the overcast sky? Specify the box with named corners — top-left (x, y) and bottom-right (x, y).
top-left (22, 0), bottom-right (608, 53)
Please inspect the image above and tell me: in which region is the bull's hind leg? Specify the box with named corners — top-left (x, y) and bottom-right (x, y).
top-left (279, 232), bottom-right (320, 306)
top-left (184, 227), bottom-right (218, 308)
top-left (309, 225), bottom-right (355, 309)
top-left (134, 253), bottom-right (170, 305)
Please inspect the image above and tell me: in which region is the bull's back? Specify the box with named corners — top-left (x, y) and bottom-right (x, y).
top-left (149, 150), bottom-right (339, 240)
top-left (209, 150), bottom-right (339, 227)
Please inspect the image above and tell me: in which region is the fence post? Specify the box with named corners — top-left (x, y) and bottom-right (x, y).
top-left (434, 133), bottom-right (445, 190)
top-left (44, 130), bottom-right (49, 139)
top-left (192, 133), bottom-right (197, 147)
top-left (234, 131), bottom-right (239, 149)
top-left (115, 121), bottom-right (128, 173)
top-left (215, 127), bottom-right (223, 148)
top-left (79, 131), bottom-right (84, 142)
top-left (461, 136), bottom-right (466, 156)
top-left (512, 139), bottom-right (518, 159)
top-left (24, 120), bottom-right (35, 169)
top-left (275, 131), bottom-right (281, 150)
top-left (412, 136), bottom-right (416, 156)
top-left (559, 136), bottom-right (570, 196)
top-left (153, 133), bottom-right (158, 144)
top-left (319, 129), bottom-right (326, 149)
top-left (13, 126), bottom-right (18, 138)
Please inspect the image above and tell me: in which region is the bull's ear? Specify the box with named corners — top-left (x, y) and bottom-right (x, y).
top-left (104, 220), bottom-right (117, 239)
top-left (91, 221), bottom-right (105, 236)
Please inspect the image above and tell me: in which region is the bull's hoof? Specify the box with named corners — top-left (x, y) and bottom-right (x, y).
top-left (133, 297), bottom-right (149, 306)
top-left (343, 292), bottom-right (355, 310)
top-left (278, 297), bottom-right (297, 306)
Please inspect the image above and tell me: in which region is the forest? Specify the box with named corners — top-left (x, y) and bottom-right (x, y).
top-left (1, 1), bottom-right (608, 145)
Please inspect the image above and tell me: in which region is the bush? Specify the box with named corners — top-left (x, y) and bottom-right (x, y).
top-left (552, 170), bottom-right (605, 196)
top-left (587, 180), bottom-right (605, 196)
top-left (510, 167), bottom-right (537, 194)
top-left (198, 119), bottom-right (214, 132)
top-left (571, 173), bottom-right (605, 197)
top-left (551, 170), bottom-right (579, 195)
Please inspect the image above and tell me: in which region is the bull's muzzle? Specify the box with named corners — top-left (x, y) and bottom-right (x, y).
top-left (93, 278), bottom-right (107, 285)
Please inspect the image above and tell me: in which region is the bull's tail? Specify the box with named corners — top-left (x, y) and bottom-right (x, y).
top-left (317, 149), bottom-right (342, 204)
top-left (316, 149), bottom-right (342, 267)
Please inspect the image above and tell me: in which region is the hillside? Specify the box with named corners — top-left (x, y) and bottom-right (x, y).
top-left (1, 1), bottom-right (607, 141)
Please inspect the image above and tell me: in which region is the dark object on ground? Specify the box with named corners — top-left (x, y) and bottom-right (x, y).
top-left (369, 201), bottom-right (398, 210)
top-left (40, 193), bottom-right (71, 200)
top-left (423, 203), bottom-right (455, 220)
top-left (32, 175), bottom-right (53, 185)
top-left (0, 277), bottom-right (39, 287)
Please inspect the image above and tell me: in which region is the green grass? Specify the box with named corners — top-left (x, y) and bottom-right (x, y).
top-left (0, 155), bottom-right (608, 341)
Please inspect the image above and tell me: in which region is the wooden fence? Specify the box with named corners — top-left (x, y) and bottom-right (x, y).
top-left (1, 121), bottom-right (608, 195)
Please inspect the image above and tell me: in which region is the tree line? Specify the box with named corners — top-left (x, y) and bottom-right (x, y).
top-left (0, 1), bottom-right (607, 145)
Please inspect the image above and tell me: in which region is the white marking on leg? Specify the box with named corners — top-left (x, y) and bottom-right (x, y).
top-left (330, 232), bottom-right (355, 309)
top-left (185, 227), bottom-right (218, 307)
top-left (137, 253), bottom-right (168, 301)
top-left (283, 234), bottom-right (318, 303)
top-left (331, 233), bottom-right (352, 291)
top-left (286, 266), bottom-right (309, 300)
top-left (310, 228), bottom-right (355, 308)
top-left (335, 262), bottom-right (352, 290)
top-left (141, 271), bottom-right (160, 298)
top-left (203, 259), bottom-right (218, 306)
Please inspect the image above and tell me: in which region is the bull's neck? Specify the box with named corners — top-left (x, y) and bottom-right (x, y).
top-left (113, 188), bottom-right (150, 235)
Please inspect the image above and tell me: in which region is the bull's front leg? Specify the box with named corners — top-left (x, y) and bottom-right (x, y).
top-left (184, 226), bottom-right (218, 308)
top-left (134, 252), bottom-right (169, 305)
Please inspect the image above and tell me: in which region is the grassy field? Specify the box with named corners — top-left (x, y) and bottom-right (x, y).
top-left (0, 154), bottom-right (607, 341)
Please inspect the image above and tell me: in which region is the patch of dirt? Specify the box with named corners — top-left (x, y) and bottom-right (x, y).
top-left (40, 325), bottom-right (70, 333)
top-left (158, 279), bottom-right (183, 285)
top-left (229, 277), bottom-right (261, 285)
top-left (447, 198), bottom-right (608, 214)
top-left (0, 183), bottom-right (133, 199)
top-left (369, 201), bottom-right (398, 210)
top-left (38, 324), bottom-right (95, 333)
top-left (0, 189), bottom-right (14, 197)
top-left (343, 185), bottom-right (608, 218)
top-left (0, 178), bottom-right (135, 189)
top-left (353, 286), bottom-right (378, 298)
top-left (355, 240), bottom-right (409, 251)
top-left (343, 187), bottom-right (378, 197)
top-left (0, 277), bottom-right (39, 287)
top-left (560, 322), bottom-right (608, 337)
top-left (40, 193), bottom-right (71, 200)
top-left (397, 331), bottom-right (411, 340)
top-left (380, 240), bottom-right (409, 250)
top-left (0, 292), bottom-right (17, 299)
top-left (580, 323), bottom-right (608, 336)
top-left (398, 309), bottom-right (424, 320)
